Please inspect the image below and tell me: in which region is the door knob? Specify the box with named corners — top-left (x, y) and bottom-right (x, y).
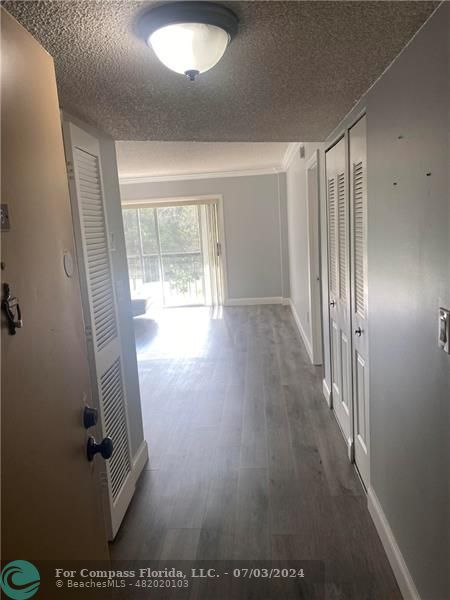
top-left (83, 406), bottom-right (98, 429)
top-left (86, 436), bottom-right (113, 462)
top-left (355, 327), bottom-right (363, 337)
top-left (330, 300), bottom-right (336, 307)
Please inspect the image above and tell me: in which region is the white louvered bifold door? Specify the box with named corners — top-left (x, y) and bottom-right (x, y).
top-left (63, 122), bottom-right (134, 539)
top-left (326, 137), bottom-right (353, 450)
top-left (349, 115), bottom-right (370, 488)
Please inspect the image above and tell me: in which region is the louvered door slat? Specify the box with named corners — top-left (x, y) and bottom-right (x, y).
top-left (337, 172), bottom-right (347, 300)
top-left (74, 147), bottom-right (117, 352)
top-left (353, 160), bottom-right (366, 316)
top-left (100, 358), bottom-right (131, 501)
top-left (93, 297), bottom-right (114, 316)
top-left (327, 177), bottom-right (338, 295)
top-left (92, 287), bottom-right (112, 303)
top-left (97, 325), bottom-right (117, 347)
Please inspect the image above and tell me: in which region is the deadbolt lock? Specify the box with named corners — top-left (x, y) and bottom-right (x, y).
top-left (83, 406), bottom-right (98, 429)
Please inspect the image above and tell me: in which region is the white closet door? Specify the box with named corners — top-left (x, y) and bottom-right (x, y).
top-left (349, 115), bottom-right (370, 487)
top-left (326, 137), bottom-right (353, 453)
top-left (63, 121), bottom-right (134, 539)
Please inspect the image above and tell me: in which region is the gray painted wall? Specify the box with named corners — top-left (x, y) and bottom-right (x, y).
top-left (322, 6), bottom-right (449, 598)
top-left (366, 9), bottom-right (448, 597)
top-left (120, 173), bottom-right (290, 301)
top-left (63, 113), bottom-right (145, 461)
top-left (286, 147), bottom-right (313, 342)
top-left (286, 144), bottom-right (331, 387)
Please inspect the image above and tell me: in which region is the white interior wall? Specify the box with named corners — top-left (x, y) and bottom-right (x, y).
top-left (120, 173), bottom-right (290, 303)
top-left (286, 147), bottom-right (312, 344)
top-left (286, 143), bottom-right (326, 366)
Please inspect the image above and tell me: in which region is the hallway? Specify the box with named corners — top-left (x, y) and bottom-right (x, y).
top-left (112, 305), bottom-right (400, 598)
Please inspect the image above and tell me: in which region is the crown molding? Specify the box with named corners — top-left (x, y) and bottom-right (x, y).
top-left (119, 166), bottom-right (285, 185)
top-left (281, 142), bottom-right (302, 171)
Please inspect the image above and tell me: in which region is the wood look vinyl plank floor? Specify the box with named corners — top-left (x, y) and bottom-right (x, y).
top-left (111, 305), bottom-right (401, 599)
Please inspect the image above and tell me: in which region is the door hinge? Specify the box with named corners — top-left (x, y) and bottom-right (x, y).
top-left (217, 242), bottom-right (221, 257)
top-left (85, 324), bottom-right (93, 342)
top-left (66, 161), bottom-right (74, 180)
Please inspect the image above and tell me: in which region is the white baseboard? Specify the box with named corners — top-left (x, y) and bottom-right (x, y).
top-left (131, 440), bottom-right (149, 486)
top-left (368, 487), bottom-right (421, 600)
top-left (322, 378), bottom-right (332, 408)
top-left (287, 298), bottom-right (314, 363)
top-left (224, 296), bottom-right (284, 306)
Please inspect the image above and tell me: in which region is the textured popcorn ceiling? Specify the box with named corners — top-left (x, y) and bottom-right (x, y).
top-left (4, 1), bottom-right (438, 141)
top-left (116, 141), bottom-right (290, 178)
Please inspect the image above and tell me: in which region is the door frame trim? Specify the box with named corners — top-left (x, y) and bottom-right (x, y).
top-left (305, 150), bottom-right (323, 365)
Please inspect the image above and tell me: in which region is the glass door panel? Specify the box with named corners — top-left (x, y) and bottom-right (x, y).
top-left (123, 208), bottom-right (142, 294)
top-left (122, 204), bottom-right (207, 308)
top-left (138, 208), bottom-right (163, 304)
top-left (139, 208), bottom-right (159, 254)
top-left (161, 253), bottom-right (205, 306)
top-left (157, 206), bottom-right (205, 306)
top-left (123, 207), bottom-right (163, 305)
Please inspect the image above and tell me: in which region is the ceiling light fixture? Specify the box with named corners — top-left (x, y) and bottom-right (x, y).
top-left (138, 2), bottom-right (239, 81)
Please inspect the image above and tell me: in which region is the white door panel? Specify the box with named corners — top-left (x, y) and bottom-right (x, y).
top-left (63, 121), bottom-right (135, 539)
top-left (349, 115), bottom-right (370, 488)
top-left (326, 137), bottom-right (353, 448)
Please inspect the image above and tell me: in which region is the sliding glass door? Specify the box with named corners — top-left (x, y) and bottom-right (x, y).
top-left (123, 204), bottom-right (206, 307)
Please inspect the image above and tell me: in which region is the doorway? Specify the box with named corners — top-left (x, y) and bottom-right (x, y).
top-left (122, 198), bottom-right (225, 309)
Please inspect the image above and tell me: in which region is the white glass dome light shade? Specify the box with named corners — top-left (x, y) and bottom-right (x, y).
top-left (138, 2), bottom-right (239, 81)
top-left (149, 22), bottom-right (230, 77)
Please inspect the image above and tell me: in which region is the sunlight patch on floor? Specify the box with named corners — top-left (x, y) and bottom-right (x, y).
top-left (134, 306), bottom-right (221, 360)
